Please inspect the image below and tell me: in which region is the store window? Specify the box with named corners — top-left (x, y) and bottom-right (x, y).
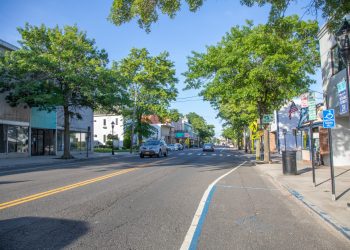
top-left (70, 132), bottom-right (88, 151)
top-left (7, 125), bottom-right (29, 153)
top-left (302, 130), bottom-right (310, 150)
top-left (103, 119), bottom-right (106, 126)
top-left (57, 130), bottom-right (64, 151)
top-left (0, 124), bottom-right (7, 153)
top-left (115, 118), bottom-right (118, 125)
top-left (331, 45), bottom-right (346, 75)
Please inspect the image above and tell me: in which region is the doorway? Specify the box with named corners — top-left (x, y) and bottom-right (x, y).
top-left (31, 129), bottom-right (55, 155)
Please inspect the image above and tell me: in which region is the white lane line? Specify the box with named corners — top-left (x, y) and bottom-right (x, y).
top-left (197, 153), bottom-right (201, 156)
top-left (216, 184), bottom-right (279, 191)
top-left (219, 154), bottom-right (223, 157)
top-left (227, 154), bottom-right (231, 157)
top-left (188, 153), bottom-right (193, 155)
top-left (202, 153), bottom-right (207, 156)
top-left (180, 161), bottom-right (247, 250)
top-left (212, 154), bottom-right (216, 156)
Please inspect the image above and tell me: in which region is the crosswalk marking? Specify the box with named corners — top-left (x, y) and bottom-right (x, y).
top-left (175, 152), bottom-right (233, 157)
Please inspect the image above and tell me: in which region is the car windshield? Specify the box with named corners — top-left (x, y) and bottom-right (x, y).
top-left (168, 144), bottom-right (174, 146)
top-left (204, 144), bottom-right (212, 146)
top-left (144, 140), bottom-right (160, 146)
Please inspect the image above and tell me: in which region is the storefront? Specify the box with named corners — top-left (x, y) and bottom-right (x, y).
top-left (0, 124), bottom-right (29, 155)
top-left (31, 128), bottom-right (55, 155)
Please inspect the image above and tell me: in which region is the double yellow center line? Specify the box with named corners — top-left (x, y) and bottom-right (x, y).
top-left (0, 157), bottom-right (174, 211)
top-left (0, 168), bottom-right (137, 210)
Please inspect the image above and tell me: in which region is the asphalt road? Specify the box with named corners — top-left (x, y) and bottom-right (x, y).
top-left (0, 148), bottom-right (348, 249)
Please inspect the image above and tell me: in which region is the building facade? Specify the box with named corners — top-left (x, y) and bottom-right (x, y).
top-left (0, 39), bottom-right (30, 157)
top-left (0, 39), bottom-right (94, 158)
top-left (318, 19), bottom-right (350, 167)
top-left (173, 117), bottom-right (198, 147)
top-left (93, 114), bottom-right (124, 148)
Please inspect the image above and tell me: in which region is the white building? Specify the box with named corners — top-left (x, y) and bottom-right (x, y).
top-left (93, 114), bottom-right (124, 148)
top-left (318, 18), bottom-right (350, 167)
top-left (270, 99), bottom-right (303, 152)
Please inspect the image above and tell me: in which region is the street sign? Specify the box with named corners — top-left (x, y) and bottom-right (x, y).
top-left (262, 114), bottom-right (273, 124)
top-left (308, 92), bottom-right (317, 120)
top-left (337, 80), bottom-right (349, 115)
top-left (300, 93), bottom-right (308, 108)
top-left (322, 109), bottom-right (335, 129)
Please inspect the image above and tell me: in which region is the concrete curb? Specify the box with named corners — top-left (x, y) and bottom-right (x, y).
top-left (284, 185), bottom-right (350, 241)
top-left (255, 161), bottom-right (350, 241)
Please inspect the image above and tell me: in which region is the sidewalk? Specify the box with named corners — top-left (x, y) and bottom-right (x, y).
top-left (0, 151), bottom-right (135, 169)
top-left (255, 154), bottom-right (350, 241)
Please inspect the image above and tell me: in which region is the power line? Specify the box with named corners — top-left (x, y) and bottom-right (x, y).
top-left (176, 95), bottom-right (200, 100)
top-left (171, 99), bottom-right (203, 103)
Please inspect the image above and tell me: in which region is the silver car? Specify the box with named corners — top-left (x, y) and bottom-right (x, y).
top-left (140, 140), bottom-right (168, 158)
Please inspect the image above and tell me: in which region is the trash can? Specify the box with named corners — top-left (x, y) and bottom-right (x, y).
top-left (282, 151), bottom-right (297, 175)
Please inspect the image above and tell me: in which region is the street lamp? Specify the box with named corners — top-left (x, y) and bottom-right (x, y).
top-left (111, 121), bottom-right (115, 155)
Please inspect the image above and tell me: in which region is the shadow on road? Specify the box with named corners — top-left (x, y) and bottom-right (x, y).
top-left (0, 216), bottom-right (89, 249)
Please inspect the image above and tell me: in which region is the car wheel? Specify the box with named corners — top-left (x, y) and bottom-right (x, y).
top-left (164, 150), bottom-right (167, 157)
top-left (157, 150), bottom-right (161, 158)
top-left (140, 154), bottom-right (144, 158)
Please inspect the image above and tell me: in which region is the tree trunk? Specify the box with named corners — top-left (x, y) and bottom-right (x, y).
top-left (256, 139), bottom-right (260, 160)
top-left (62, 105), bottom-right (72, 159)
top-left (263, 129), bottom-right (270, 162)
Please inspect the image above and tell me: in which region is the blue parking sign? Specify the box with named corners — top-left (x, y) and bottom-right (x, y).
top-left (323, 109), bottom-right (335, 128)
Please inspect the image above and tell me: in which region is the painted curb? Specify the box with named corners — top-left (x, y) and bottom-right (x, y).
top-left (254, 160), bottom-right (350, 241)
top-left (284, 186), bottom-right (350, 241)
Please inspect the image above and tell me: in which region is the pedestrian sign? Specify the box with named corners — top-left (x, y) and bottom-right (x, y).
top-left (322, 109), bottom-right (335, 128)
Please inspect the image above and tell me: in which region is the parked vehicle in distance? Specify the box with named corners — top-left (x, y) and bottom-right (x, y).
top-left (167, 144), bottom-right (176, 151)
top-left (140, 140), bottom-right (168, 158)
top-left (175, 143), bottom-right (183, 150)
top-left (203, 143), bottom-right (214, 152)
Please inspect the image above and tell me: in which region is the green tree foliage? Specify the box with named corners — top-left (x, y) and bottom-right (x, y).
top-left (186, 112), bottom-right (215, 143)
top-left (108, 0), bottom-right (349, 32)
top-left (184, 16), bottom-right (319, 136)
top-left (114, 48), bottom-right (178, 146)
top-left (0, 24), bottom-right (124, 158)
top-left (108, 0), bottom-right (203, 32)
top-left (241, 0), bottom-right (350, 30)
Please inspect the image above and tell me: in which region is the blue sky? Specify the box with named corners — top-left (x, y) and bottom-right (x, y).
top-left (0, 0), bottom-right (324, 136)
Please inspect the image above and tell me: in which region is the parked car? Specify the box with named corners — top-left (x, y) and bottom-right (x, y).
top-left (167, 144), bottom-right (176, 151)
top-left (203, 143), bottom-right (214, 152)
top-left (140, 140), bottom-right (168, 158)
top-left (175, 143), bottom-right (184, 150)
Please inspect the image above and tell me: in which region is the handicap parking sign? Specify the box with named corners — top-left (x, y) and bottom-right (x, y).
top-left (323, 109), bottom-right (335, 128)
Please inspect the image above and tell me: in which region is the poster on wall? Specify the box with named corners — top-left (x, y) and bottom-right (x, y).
top-left (337, 80), bottom-right (349, 115)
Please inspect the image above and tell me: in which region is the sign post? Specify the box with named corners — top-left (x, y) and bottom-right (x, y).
top-left (323, 107), bottom-right (336, 201)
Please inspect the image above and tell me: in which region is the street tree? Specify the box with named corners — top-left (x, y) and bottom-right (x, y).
top-left (186, 112), bottom-right (215, 143)
top-left (0, 24), bottom-right (124, 159)
top-left (113, 48), bottom-right (178, 151)
top-left (108, 0), bottom-right (349, 32)
top-left (184, 16), bottom-right (320, 161)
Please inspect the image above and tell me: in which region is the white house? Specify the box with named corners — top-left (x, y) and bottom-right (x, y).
top-left (93, 114), bottom-right (124, 148)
